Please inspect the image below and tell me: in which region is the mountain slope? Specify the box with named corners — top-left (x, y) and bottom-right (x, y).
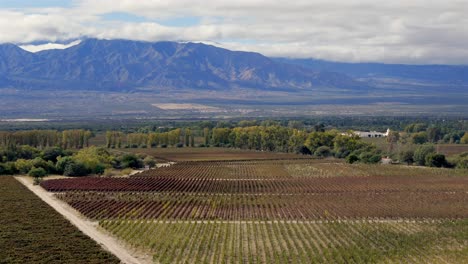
top-left (276, 58), bottom-right (468, 84)
top-left (0, 39), bottom-right (365, 91)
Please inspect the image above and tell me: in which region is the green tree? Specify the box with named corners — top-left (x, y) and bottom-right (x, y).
top-left (461, 132), bottom-right (468, 144)
top-left (413, 144), bottom-right (435, 166)
top-left (425, 153), bottom-right (449, 168)
top-left (15, 159), bottom-right (34, 174)
top-left (346, 154), bottom-right (359, 164)
top-left (412, 132), bottom-right (428, 144)
top-left (314, 146), bottom-right (332, 157)
top-left (399, 149), bottom-right (415, 165)
top-left (143, 156), bottom-right (156, 168)
top-left (64, 162), bottom-right (88, 177)
top-left (28, 167), bottom-right (47, 178)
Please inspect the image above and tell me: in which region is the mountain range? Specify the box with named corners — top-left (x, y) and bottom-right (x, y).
top-left (0, 39), bottom-right (367, 92)
top-left (0, 38), bottom-right (467, 118)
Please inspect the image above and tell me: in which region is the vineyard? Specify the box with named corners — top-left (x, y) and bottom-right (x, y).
top-left (119, 147), bottom-right (307, 162)
top-left (40, 159), bottom-right (468, 263)
top-left (0, 177), bottom-right (119, 264)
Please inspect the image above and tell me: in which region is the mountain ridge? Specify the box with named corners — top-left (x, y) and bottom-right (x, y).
top-left (0, 39), bottom-right (367, 92)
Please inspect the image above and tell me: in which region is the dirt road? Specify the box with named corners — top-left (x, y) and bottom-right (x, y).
top-left (15, 176), bottom-right (152, 264)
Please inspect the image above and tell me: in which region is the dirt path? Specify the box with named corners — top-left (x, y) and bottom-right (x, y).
top-left (15, 176), bottom-right (152, 264)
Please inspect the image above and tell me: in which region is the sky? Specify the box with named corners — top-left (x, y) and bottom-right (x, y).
top-left (1, 0), bottom-right (467, 64)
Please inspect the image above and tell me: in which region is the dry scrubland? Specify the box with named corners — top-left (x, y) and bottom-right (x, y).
top-left (40, 159), bottom-right (468, 263)
top-left (0, 177), bottom-right (119, 264)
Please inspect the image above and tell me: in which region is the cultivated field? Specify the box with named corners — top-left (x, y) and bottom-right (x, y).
top-left (119, 147), bottom-right (307, 162)
top-left (0, 177), bottom-right (119, 264)
top-left (437, 144), bottom-right (468, 157)
top-left (40, 159), bottom-right (468, 263)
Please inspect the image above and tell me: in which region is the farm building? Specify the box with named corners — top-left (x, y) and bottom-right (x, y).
top-left (354, 128), bottom-right (390, 138)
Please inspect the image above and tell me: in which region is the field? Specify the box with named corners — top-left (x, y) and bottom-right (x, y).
top-left (437, 144), bottom-right (468, 157)
top-left (362, 137), bottom-right (468, 157)
top-left (0, 177), bottom-right (119, 264)
top-left (118, 147), bottom-right (307, 162)
top-left (40, 159), bottom-right (468, 263)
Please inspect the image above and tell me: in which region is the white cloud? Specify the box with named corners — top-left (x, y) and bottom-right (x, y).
top-left (1, 0), bottom-right (468, 64)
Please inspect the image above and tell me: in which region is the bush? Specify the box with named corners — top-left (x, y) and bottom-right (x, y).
top-left (120, 154), bottom-right (143, 169)
top-left (41, 147), bottom-right (65, 162)
top-left (94, 164), bottom-right (106, 175)
top-left (63, 162), bottom-right (88, 177)
top-left (359, 152), bottom-right (373, 163)
top-left (461, 132), bottom-right (468, 144)
top-left (334, 148), bottom-right (350, 159)
top-left (455, 157), bottom-right (468, 169)
top-left (413, 144), bottom-right (435, 166)
top-left (15, 159), bottom-right (34, 174)
top-left (28, 167), bottom-right (48, 178)
top-left (412, 132), bottom-right (428, 144)
top-left (296, 146), bottom-right (312, 155)
top-left (33, 177), bottom-right (43, 185)
top-left (399, 149), bottom-right (415, 165)
top-left (425, 153), bottom-right (449, 168)
top-left (0, 162), bottom-right (18, 175)
top-left (314, 146), bottom-right (331, 157)
top-left (56, 156), bottom-right (74, 174)
top-left (346, 154), bottom-right (359, 164)
top-left (143, 156), bottom-right (156, 168)
top-left (32, 157), bottom-right (55, 173)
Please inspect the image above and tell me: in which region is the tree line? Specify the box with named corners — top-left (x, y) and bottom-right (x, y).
top-left (0, 130), bottom-right (93, 149)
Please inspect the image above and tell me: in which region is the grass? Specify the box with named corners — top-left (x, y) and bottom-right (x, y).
top-left (0, 177), bottom-right (119, 264)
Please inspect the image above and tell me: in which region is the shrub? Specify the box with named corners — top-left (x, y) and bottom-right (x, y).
top-left (17, 145), bottom-right (41, 160)
top-left (28, 167), bottom-right (48, 178)
top-left (425, 153), bottom-right (449, 168)
top-left (455, 157), bottom-right (468, 169)
top-left (461, 132), bottom-right (468, 144)
top-left (33, 177), bottom-right (43, 185)
top-left (32, 157), bottom-right (55, 173)
top-left (15, 159), bottom-right (34, 174)
top-left (120, 154), bottom-right (143, 169)
top-left (0, 162), bottom-right (18, 175)
top-left (94, 164), bottom-right (106, 175)
top-left (296, 146), bottom-right (312, 155)
top-left (143, 156), bottom-right (156, 168)
top-left (399, 149), bottom-right (415, 165)
top-left (334, 148), bottom-right (350, 159)
top-left (412, 132), bottom-right (428, 144)
top-left (359, 152), bottom-right (382, 163)
top-left (63, 162), bottom-right (88, 177)
top-left (56, 156), bottom-right (74, 174)
top-left (314, 146), bottom-right (332, 157)
top-left (41, 147), bottom-right (65, 162)
top-left (346, 154), bottom-right (359, 164)
top-left (413, 144), bottom-right (435, 166)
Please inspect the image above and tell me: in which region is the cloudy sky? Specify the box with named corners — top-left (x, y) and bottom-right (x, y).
top-left (1, 0), bottom-right (467, 64)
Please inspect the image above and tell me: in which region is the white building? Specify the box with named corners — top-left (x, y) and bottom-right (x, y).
top-left (354, 128), bottom-right (390, 138)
